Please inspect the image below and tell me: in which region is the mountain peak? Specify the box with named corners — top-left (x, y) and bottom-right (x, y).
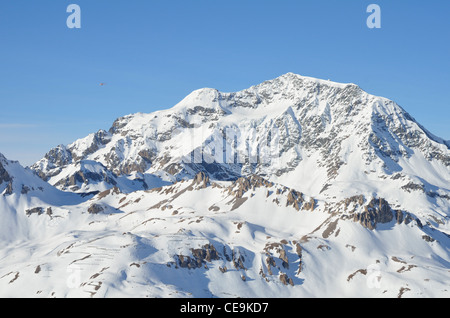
top-left (30, 73), bottom-right (450, 205)
top-left (265, 72), bottom-right (359, 90)
top-left (171, 73), bottom-right (363, 115)
top-left (172, 87), bottom-right (222, 111)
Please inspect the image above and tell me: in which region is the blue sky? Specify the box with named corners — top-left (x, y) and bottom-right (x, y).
top-left (0, 0), bottom-right (449, 166)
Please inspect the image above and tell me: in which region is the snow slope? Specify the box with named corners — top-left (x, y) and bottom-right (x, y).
top-left (0, 153), bottom-right (87, 243)
top-left (0, 172), bottom-right (448, 298)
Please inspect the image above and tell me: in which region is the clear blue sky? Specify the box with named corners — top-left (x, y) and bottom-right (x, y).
top-left (0, 0), bottom-right (449, 166)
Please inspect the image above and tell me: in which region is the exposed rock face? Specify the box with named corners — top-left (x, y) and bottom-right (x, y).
top-left (0, 161), bottom-right (12, 185)
top-left (191, 243), bottom-right (220, 263)
top-left (44, 145), bottom-right (73, 168)
top-left (401, 182), bottom-right (425, 193)
top-left (21, 185), bottom-right (31, 194)
top-left (26, 207), bottom-right (45, 216)
top-left (328, 195), bottom-right (425, 231)
top-left (221, 174), bottom-right (320, 214)
top-left (352, 198), bottom-right (419, 230)
top-left (286, 189), bottom-right (304, 211)
top-left (53, 163), bottom-right (118, 191)
top-left (294, 242), bottom-right (303, 274)
top-left (227, 175), bottom-right (273, 199)
top-left (192, 172), bottom-right (210, 189)
top-left (279, 273), bottom-right (294, 286)
top-left (395, 210), bottom-right (404, 224)
top-left (261, 240), bottom-right (300, 286)
top-left (3, 181), bottom-right (13, 196)
top-left (88, 203), bottom-right (105, 214)
top-left (231, 249), bottom-right (246, 270)
top-left (303, 197), bottom-right (316, 211)
top-left (0, 155), bottom-right (14, 196)
top-left (343, 195), bottom-right (365, 212)
top-left (353, 198), bottom-right (394, 230)
top-left (422, 235), bottom-right (435, 242)
top-left (173, 243), bottom-right (221, 269)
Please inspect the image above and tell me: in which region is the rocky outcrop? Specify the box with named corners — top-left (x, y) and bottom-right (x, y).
top-left (192, 172), bottom-right (210, 189)
top-left (422, 235), bottom-right (435, 243)
top-left (172, 243), bottom-right (220, 269)
top-left (279, 273), bottom-right (294, 286)
top-left (26, 207), bottom-right (45, 216)
top-left (343, 195), bottom-right (365, 211)
top-left (3, 181), bottom-right (13, 196)
top-left (43, 145), bottom-right (73, 167)
top-left (231, 249), bottom-right (246, 270)
top-left (55, 169), bottom-right (118, 189)
top-left (191, 243), bottom-right (220, 263)
top-left (303, 197), bottom-right (316, 211)
top-left (401, 182), bottom-right (425, 193)
top-left (227, 175), bottom-right (273, 199)
top-left (286, 189), bottom-right (304, 211)
top-left (0, 161), bottom-right (12, 185)
top-left (88, 203), bottom-right (105, 214)
top-left (224, 174), bottom-right (318, 214)
top-left (261, 240), bottom-right (300, 286)
top-left (353, 198), bottom-right (394, 230)
top-left (345, 196), bottom-right (424, 230)
top-left (25, 207), bottom-right (52, 217)
top-left (72, 130), bottom-right (111, 162)
top-left (0, 155), bottom-right (14, 196)
top-left (294, 241), bottom-right (303, 274)
top-left (21, 185), bottom-right (31, 194)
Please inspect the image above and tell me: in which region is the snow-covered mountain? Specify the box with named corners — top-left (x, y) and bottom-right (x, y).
top-left (1, 73), bottom-right (449, 298)
top-left (31, 73), bottom-right (449, 202)
top-left (0, 152), bottom-right (86, 242)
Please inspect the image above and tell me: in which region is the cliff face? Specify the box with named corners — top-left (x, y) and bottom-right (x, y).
top-left (0, 158), bottom-right (12, 186)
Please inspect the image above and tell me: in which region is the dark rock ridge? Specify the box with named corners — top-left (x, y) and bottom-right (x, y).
top-left (88, 203), bottom-right (105, 214)
top-left (353, 198), bottom-right (394, 230)
top-left (191, 171), bottom-right (210, 189)
top-left (171, 244), bottom-right (222, 269)
top-left (0, 160), bottom-right (12, 185)
top-left (0, 155), bottom-right (14, 196)
top-left (26, 207), bottom-right (52, 217)
top-left (331, 195), bottom-right (424, 230)
top-left (226, 174), bottom-right (274, 199)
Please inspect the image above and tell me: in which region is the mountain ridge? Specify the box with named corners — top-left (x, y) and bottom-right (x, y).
top-left (30, 73), bottom-right (450, 204)
top-left (0, 70), bottom-right (449, 297)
